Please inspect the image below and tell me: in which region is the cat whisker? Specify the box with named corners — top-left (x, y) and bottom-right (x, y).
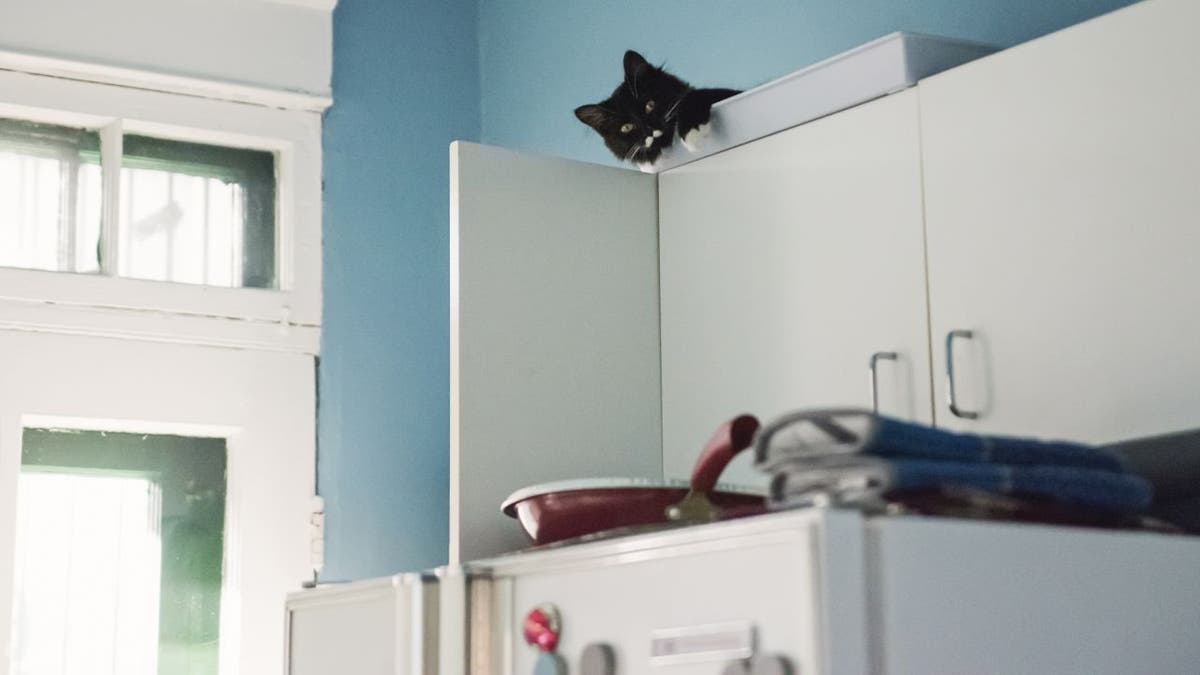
top-left (663, 89), bottom-right (690, 122)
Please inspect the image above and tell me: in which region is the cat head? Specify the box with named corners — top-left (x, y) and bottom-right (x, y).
top-left (574, 50), bottom-right (691, 166)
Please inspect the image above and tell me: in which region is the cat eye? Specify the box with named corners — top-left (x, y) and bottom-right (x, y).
top-left (645, 100), bottom-right (656, 113)
top-left (620, 123), bottom-right (635, 134)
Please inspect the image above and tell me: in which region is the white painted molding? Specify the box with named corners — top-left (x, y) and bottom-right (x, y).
top-left (0, 297), bottom-right (320, 355)
top-left (0, 48), bottom-right (332, 112)
top-left (258, 0), bottom-right (338, 12)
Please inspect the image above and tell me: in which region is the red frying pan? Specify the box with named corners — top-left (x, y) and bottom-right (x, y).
top-left (501, 415), bottom-right (765, 546)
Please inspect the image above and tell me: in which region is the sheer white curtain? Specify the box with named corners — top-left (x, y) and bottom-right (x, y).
top-left (12, 473), bottom-right (162, 675)
top-left (0, 151), bottom-right (101, 274)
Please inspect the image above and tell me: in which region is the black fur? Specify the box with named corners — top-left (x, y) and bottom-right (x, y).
top-left (574, 51), bottom-right (740, 166)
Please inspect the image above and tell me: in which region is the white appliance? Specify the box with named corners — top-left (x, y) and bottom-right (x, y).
top-left (285, 573), bottom-right (439, 675)
top-left (439, 509), bottom-right (1200, 675)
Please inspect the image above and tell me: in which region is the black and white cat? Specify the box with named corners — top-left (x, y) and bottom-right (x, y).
top-left (574, 51), bottom-right (740, 171)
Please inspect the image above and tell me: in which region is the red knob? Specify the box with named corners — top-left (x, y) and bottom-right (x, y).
top-left (523, 604), bottom-right (562, 652)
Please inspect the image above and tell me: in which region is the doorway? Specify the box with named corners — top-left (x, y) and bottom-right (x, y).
top-left (0, 330), bottom-right (316, 674)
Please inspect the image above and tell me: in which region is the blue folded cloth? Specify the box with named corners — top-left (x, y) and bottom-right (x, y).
top-left (757, 410), bottom-right (1153, 514)
top-left (755, 410), bottom-right (1130, 472)
top-left (889, 458), bottom-right (1153, 513)
top-left (870, 416), bottom-right (1128, 472)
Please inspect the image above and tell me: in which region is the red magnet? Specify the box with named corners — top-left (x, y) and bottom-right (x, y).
top-left (523, 604), bottom-right (562, 652)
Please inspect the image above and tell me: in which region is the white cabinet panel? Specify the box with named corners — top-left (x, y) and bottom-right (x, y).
top-left (289, 592), bottom-right (396, 675)
top-left (659, 89), bottom-right (932, 486)
top-left (450, 142), bottom-right (662, 563)
top-left (920, 0), bottom-right (1200, 441)
top-left (287, 575), bottom-right (438, 675)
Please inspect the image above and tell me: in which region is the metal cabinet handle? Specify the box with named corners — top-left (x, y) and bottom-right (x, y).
top-left (868, 351), bottom-right (898, 413)
top-left (945, 330), bottom-right (980, 419)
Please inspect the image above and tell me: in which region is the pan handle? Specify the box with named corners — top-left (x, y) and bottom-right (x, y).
top-left (691, 414), bottom-right (761, 493)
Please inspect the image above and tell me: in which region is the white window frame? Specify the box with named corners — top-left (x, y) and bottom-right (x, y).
top-left (0, 58), bottom-right (328, 354)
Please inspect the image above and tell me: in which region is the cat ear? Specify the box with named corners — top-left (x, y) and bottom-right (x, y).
top-left (624, 50), bottom-right (650, 83)
top-left (574, 104), bottom-right (613, 131)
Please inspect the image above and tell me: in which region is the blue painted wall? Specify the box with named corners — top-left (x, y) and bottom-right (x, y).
top-left (479, 0), bottom-right (1137, 164)
top-left (320, 0), bottom-right (479, 580)
top-left (320, 0), bottom-right (1137, 580)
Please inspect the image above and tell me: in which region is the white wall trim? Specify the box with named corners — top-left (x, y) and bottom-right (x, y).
top-left (0, 48), bottom-right (333, 113)
top-left (0, 298), bottom-right (320, 355)
top-left (258, 0), bottom-right (339, 12)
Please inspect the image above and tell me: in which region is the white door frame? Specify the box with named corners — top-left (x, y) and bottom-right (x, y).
top-left (0, 330), bottom-right (316, 674)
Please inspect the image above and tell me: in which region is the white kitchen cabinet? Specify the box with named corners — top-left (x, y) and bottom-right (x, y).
top-left (659, 89), bottom-right (933, 486)
top-left (919, 0), bottom-right (1200, 441)
top-left (450, 142), bottom-right (662, 563)
top-left (302, 7), bottom-right (1200, 671)
top-left (449, 0), bottom-right (1200, 563)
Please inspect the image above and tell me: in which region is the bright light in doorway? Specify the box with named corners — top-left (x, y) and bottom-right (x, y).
top-left (11, 473), bottom-right (163, 675)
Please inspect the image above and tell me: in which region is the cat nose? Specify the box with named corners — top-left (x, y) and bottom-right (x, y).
top-left (652, 129), bottom-right (663, 138)
top-left (644, 136), bottom-right (654, 148)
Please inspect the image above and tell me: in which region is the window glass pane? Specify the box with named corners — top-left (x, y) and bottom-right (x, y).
top-left (15, 429), bottom-right (227, 675)
top-left (14, 474), bottom-right (162, 674)
top-left (0, 118), bottom-right (102, 274)
top-left (119, 135), bottom-right (276, 288)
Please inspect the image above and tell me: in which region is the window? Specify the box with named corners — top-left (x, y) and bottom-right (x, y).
top-left (120, 135), bottom-right (276, 289)
top-left (0, 118), bottom-right (102, 274)
top-left (0, 65), bottom-right (323, 352)
top-left (0, 118), bottom-right (277, 289)
top-left (13, 429), bottom-right (227, 675)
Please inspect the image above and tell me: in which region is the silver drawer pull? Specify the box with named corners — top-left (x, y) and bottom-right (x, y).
top-left (945, 329), bottom-right (980, 419)
top-left (868, 351), bottom-right (899, 413)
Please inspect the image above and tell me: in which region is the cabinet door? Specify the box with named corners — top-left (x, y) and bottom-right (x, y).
top-left (451, 142), bottom-right (662, 562)
top-left (287, 577), bottom-right (436, 675)
top-left (659, 89), bottom-right (932, 486)
top-left (920, 0), bottom-right (1200, 441)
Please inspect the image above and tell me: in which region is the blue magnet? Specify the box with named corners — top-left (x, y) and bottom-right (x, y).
top-left (534, 651), bottom-right (567, 675)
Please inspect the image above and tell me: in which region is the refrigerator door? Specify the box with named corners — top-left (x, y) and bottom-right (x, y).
top-left (466, 510), bottom-right (870, 675)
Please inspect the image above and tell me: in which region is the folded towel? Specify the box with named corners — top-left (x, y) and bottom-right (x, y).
top-left (872, 417), bottom-right (1127, 471)
top-left (755, 409), bottom-right (1127, 472)
top-left (890, 458), bottom-right (1152, 513)
top-left (768, 456), bottom-right (1153, 514)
